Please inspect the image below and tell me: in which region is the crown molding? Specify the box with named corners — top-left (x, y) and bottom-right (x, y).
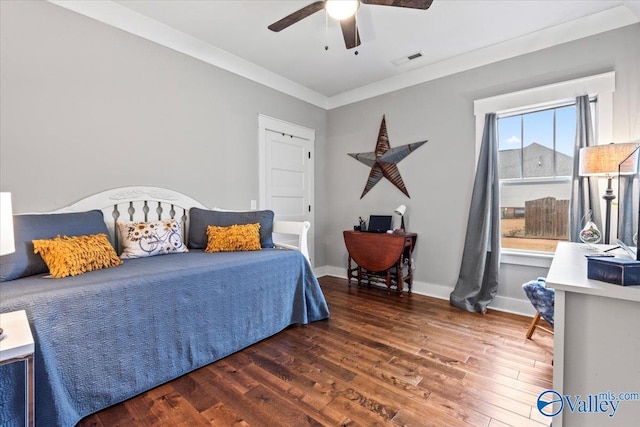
top-left (49, 1), bottom-right (638, 111)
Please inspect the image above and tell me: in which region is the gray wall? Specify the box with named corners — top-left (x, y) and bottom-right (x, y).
top-left (0, 0), bottom-right (328, 266)
top-left (326, 23), bottom-right (640, 311)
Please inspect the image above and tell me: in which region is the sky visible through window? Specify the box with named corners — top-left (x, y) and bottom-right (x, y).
top-left (498, 105), bottom-right (576, 158)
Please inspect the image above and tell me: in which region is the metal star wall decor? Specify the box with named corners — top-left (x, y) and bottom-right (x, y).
top-left (348, 115), bottom-right (427, 198)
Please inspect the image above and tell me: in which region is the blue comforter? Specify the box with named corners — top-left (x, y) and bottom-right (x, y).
top-left (0, 249), bottom-right (329, 427)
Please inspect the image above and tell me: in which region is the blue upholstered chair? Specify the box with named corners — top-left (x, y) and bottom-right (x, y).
top-left (522, 277), bottom-right (554, 339)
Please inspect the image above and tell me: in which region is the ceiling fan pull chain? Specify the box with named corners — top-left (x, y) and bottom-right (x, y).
top-left (354, 9), bottom-right (359, 56)
top-left (324, 9), bottom-right (329, 51)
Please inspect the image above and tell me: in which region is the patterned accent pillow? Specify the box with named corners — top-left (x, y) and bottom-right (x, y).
top-left (117, 219), bottom-right (188, 259)
top-left (32, 233), bottom-right (122, 278)
top-left (205, 223), bottom-right (261, 253)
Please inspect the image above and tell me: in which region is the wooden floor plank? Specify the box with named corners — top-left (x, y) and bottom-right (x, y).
top-left (78, 276), bottom-right (552, 427)
top-left (200, 402), bottom-right (250, 427)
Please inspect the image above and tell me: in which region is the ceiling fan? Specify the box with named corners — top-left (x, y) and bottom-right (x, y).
top-left (268, 0), bottom-right (433, 50)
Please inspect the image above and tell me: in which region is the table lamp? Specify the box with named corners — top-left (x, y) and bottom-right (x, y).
top-left (579, 142), bottom-right (639, 243)
top-left (1, 192), bottom-right (15, 255)
top-left (394, 204), bottom-right (406, 231)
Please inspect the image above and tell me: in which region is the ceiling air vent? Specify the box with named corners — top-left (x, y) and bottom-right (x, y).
top-left (391, 51), bottom-right (425, 66)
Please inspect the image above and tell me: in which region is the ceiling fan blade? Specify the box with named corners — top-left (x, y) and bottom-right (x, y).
top-left (361, 0), bottom-right (433, 9)
top-left (268, 1), bottom-right (326, 32)
top-left (340, 16), bottom-right (361, 49)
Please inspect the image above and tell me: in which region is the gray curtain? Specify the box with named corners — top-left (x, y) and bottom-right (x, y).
top-left (569, 95), bottom-right (602, 242)
top-left (450, 113), bottom-right (500, 314)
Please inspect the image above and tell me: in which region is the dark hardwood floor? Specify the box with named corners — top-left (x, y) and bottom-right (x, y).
top-left (78, 276), bottom-right (553, 427)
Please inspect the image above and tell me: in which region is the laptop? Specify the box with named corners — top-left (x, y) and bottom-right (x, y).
top-left (365, 215), bottom-right (393, 233)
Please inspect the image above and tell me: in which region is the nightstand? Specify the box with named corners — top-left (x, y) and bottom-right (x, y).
top-left (0, 310), bottom-right (35, 427)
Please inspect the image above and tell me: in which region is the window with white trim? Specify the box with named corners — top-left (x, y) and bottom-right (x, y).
top-left (473, 72), bottom-right (614, 264)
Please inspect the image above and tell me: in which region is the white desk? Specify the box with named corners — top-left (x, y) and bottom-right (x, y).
top-left (547, 242), bottom-right (640, 427)
top-left (0, 310), bottom-right (35, 427)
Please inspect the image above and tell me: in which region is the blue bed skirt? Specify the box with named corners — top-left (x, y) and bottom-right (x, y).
top-left (0, 249), bottom-right (329, 427)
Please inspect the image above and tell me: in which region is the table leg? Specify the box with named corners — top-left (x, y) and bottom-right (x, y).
top-left (407, 257), bottom-right (413, 294)
top-left (396, 259), bottom-right (404, 296)
top-left (347, 255), bottom-right (352, 287)
top-left (26, 354), bottom-right (34, 427)
top-left (386, 271), bottom-right (392, 294)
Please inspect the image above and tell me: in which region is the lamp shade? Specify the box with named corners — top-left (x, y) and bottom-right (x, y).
top-left (0, 192), bottom-right (15, 256)
top-left (579, 143), bottom-right (639, 177)
top-left (618, 144), bottom-right (639, 175)
top-left (394, 204), bottom-right (406, 216)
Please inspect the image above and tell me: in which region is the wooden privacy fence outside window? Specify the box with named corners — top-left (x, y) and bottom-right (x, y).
top-left (525, 197), bottom-right (569, 239)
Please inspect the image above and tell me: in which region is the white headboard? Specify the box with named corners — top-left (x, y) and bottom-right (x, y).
top-left (54, 186), bottom-right (311, 262)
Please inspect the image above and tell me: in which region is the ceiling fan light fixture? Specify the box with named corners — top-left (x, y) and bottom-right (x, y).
top-left (325, 0), bottom-right (360, 21)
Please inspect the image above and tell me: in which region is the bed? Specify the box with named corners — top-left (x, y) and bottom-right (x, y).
top-left (0, 187), bottom-right (330, 427)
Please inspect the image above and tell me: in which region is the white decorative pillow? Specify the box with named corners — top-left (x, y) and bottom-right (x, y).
top-left (117, 219), bottom-right (188, 259)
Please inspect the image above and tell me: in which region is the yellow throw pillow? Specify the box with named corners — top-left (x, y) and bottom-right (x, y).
top-left (33, 233), bottom-right (122, 278)
top-left (205, 223), bottom-right (261, 253)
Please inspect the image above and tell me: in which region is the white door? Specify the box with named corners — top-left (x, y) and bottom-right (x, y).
top-left (258, 115), bottom-right (315, 262)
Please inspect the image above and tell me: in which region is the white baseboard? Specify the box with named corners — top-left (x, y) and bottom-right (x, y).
top-left (313, 265), bottom-right (332, 278)
top-left (489, 295), bottom-right (537, 316)
top-left (315, 265), bottom-right (536, 317)
top-left (319, 265), bottom-right (345, 278)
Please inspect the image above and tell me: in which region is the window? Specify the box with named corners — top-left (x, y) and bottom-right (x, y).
top-left (474, 72), bottom-right (614, 264)
top-left (498, 102), bottom-right (595, 253)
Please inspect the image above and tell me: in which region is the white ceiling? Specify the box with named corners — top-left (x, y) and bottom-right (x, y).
top-left (51, 1), bottom-right (640, 109)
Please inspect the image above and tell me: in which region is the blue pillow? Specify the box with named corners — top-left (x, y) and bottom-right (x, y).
top-left (0, 210), bottom-right (110, 282)
top-left (188, 208), bottom-right (274, 250)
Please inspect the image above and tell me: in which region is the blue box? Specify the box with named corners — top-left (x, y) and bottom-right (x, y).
top-left (587, 257), bottom-right (640, 286)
